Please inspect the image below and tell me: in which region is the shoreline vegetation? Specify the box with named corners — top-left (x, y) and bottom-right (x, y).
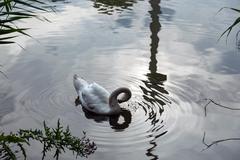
top-left (218, 7), bottom-right (240, 46)
top-left (0, 119), bottom-right (97, 160)
top-left (0, 0), bottom-right (240, 159)
top-left (0, 1), bottom-right (97, 159)
top-left (0, 0), bottom-right (53, 44)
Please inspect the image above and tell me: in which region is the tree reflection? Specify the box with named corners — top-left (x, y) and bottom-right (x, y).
top-left (91, 0), bottom-right (136, 15)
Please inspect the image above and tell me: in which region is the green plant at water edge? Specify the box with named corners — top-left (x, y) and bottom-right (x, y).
top-left (218, 7), bottom-right (240, 42)
top-left (0, 133), bottom-right (28, 160)
top-left (0, 119), bottom-right (97, 160)
top-left (0, 0), bottom-right (51, 44)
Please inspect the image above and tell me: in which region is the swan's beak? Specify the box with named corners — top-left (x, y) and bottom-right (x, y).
top-left (73, 74), bottom-right (79, 79)
top-left (75, 96), bottom-right (81, 106)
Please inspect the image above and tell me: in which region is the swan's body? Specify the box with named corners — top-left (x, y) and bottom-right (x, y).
top-left (73, 74), bottom-right (131, 115)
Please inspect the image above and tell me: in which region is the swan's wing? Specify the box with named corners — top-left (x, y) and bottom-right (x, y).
top-left (81, 83), bottom-right (109, 106)
top-left (90, 83), bottom-right (110, 102)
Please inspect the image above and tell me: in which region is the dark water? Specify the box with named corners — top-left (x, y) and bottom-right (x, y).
top-left (1, 0), bottom-right (240, 159)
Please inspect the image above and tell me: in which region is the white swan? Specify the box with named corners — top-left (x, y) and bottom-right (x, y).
top-left (73, 74), bottom-right (132, 115)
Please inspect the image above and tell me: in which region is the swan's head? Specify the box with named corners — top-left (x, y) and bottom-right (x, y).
top-left (73, 74), bottom-right (79, 80)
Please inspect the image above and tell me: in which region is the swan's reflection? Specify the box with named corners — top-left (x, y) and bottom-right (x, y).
top-left (75, 97), bottom-right (132, 131)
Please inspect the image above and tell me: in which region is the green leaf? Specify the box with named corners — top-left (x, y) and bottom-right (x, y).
top-left (13, 6), bottom-right (35, 13)
top-left (0, 11), bottom-right (36, 17)
top-left (3, 0), bottom-right (13, 12)
top-left (0, 41), bottom-right (14, 44)
top-left (17, 143), bottom-right (27, 160)
top-left (0, 134), bottom-right (26, 143)
top-left (26, 0), bottom-right (46, 5)
top-left (0, 35), bottom-right (18, 40)
top-left (2, 143), bottom-right (17, 160)
top-left (0, 24), bottom-right (31, 37)
top-left (13, 0), bottom-right (48, 12)
top-left (0, 28), bottom-right (28, 35)
top-left (0, 15), bottom-right (31, 23)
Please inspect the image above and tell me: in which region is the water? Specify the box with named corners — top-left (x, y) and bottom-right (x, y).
top-left (1, 0), bottom-right (240, 159)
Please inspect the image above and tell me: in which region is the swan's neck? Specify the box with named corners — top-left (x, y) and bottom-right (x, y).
top-left (109, 87), bottom-right (132, 109)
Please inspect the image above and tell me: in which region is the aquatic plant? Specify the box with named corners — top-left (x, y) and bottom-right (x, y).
top-left (202, 132), bottom-right (240, 151)
top-left (218, 7), bottom-right (240, 43)
top-left (0, 0), bottom-right (52, 44)
top-left (202, 99), bottom-right (240, 151)
top-left (0, 133), bottom-right (28, 160)
top-left (0, 119), bottom-right (96, 160)
top-left (203, 98), bottom-right (240, 116)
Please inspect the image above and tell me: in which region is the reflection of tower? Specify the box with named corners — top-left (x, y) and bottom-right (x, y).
top-left (141, 0), bottom-right (170, 159)
top-left (149, 0), bottom-right (161, 71)
top-left (141, 0), bottom-right (169, 116)
top-left (148, 0), bottom-right (166, 88)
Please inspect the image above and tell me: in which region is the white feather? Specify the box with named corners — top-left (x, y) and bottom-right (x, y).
top-left (73, 75), bottom-right (111, 114)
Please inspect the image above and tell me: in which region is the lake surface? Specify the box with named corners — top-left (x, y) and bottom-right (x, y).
top-left (1, 0), bottom-right (240, 159)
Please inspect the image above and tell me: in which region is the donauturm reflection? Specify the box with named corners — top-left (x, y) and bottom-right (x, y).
top-left (140, 0), bottom-right (170, 120)
top-left (91, 0), bottom-right (136, 15)
top-left (141, 0), bottom-right (170, 159)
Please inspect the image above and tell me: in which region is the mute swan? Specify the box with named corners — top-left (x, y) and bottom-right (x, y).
top-left (73, 74), bottom-right (132, 115)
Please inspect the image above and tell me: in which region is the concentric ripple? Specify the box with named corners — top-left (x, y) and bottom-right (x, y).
top-left (1, 64), bottom-right (205, 159)
top-left (1, 0), bottom-right (239, 159)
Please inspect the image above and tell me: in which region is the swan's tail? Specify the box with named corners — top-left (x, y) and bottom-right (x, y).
top-left (73, 74), bottom-right (88, 95)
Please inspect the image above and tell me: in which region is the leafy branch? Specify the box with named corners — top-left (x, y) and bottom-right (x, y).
top-left (0, 119), bottom-right (97, 160)
top-left (0, 133), bottom-right (29, 160)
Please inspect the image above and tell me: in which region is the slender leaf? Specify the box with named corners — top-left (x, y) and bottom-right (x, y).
top-left (218, 7), bottom-right (240, 13)
top-left (2, 143), bottom-right (17, 160)
top-left (24, 0), bottom-right (46, 5)
top-left (0, 11), bottom-right (36, 16)
top-left (0, 15), bottom-right (31, 23)
top-left (0, 28), bottom-right (28, 35)
top-left (0, 41), bottom-right (15, 44)
top-left (0, 35), bottom-right (18, 40)
top-left (13, 0), bottom-right (48, 12)
top-left (13, 6), bottom-right (35, 13)
top-left (219, 17), bottom-right (240, 40)
top-left (229, 7), bottom-right (240, 13)
top-left (0, 24), bottom-right (31, 37)
top-left (3, 0), bottom-right (13, 12)
top-left (17, 143), bottom-right (27, 160)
